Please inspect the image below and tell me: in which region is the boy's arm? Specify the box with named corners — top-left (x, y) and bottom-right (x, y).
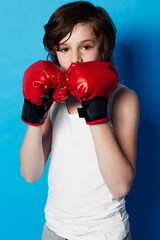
top-left (90, 89), bottom-right (140, 199)
top-left (20, 108), bottom-right (52, 183)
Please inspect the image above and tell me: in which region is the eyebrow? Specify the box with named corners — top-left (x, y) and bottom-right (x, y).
top-left (59, 39), bottom-right (96, 46)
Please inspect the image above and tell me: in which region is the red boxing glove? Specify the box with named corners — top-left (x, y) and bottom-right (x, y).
top-left (21, 60), bottom-right (69, 126)
top-left (65, 61), bottom-right (119, 125)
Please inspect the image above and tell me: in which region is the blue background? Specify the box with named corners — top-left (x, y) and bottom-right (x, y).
top-left (0, 0), bottom-right (160, 239)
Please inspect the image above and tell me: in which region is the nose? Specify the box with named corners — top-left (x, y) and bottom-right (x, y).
top-left (71, 50), bottom-right (83, 64)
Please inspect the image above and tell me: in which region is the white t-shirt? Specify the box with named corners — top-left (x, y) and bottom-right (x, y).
top-left (44, 84), bottom-right (130, 240)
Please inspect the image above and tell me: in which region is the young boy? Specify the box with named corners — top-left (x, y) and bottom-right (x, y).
top-left (20, 1), bottom-right (139, 239)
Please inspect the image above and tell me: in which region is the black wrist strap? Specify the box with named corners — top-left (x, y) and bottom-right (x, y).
top-left (77, 96), bottom-right (108, 123)
top-left (21, 88), bottom-right (54, 125)
top-left (21, 98), bottom-right (52, 124)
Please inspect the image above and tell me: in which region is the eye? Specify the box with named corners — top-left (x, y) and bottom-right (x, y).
top-left (81, 45), bottom-right (93, 51)
top-left (59, 47), bottom-right (69, 52)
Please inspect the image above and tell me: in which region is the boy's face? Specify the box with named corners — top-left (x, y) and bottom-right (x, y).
top-left (56, 23), bottom-right (102, 72)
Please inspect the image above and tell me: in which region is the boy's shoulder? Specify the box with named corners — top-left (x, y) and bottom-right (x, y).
top-left (114, 84), bottom-right (138, 103)
top-left (112, 84), bottom-right (139, 122)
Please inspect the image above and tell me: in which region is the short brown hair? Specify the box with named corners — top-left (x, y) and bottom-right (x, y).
top-left (43, 1), bottom-right (116, 65)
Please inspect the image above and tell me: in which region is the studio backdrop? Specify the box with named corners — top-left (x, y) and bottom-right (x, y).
top-left (0, 0), bottom-right (160, 239)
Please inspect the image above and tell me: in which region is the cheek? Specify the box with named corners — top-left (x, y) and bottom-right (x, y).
top-left (84, 50), bottom-right (101, 61)
top-left (85, 46), bottom-right (102, 61)
top-left (94, 48), bottom-right (102, 60)
top-left (56, 54), bottom-right (69, 71)
top-left (59, 63), bottom-right (69, 72)
top-left (95, 52), bottom-right (102, 61)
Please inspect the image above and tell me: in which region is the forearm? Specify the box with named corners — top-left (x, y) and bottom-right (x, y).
top-left (90, 122), bottom-right (135, 199)
top-left (20, 125), bottom-right (45, 183)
